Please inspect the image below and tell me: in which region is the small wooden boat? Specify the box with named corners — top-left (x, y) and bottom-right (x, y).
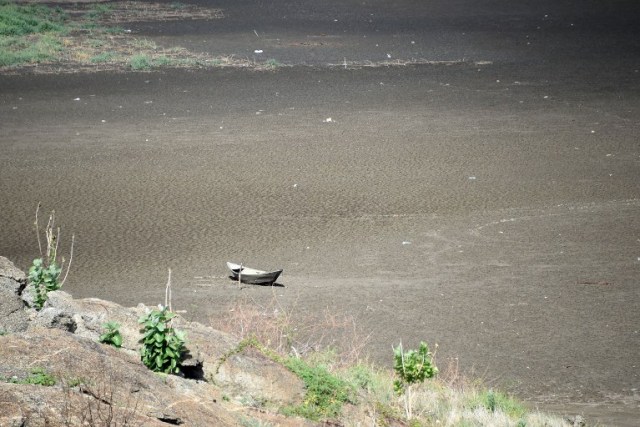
top-left (226, 262), bottom-right (283, 285)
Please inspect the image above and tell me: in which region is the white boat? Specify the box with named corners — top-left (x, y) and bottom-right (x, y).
top-left (226, 262), bottom-right (283, 285)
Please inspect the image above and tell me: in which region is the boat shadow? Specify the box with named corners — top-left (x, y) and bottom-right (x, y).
top-left (227, 276), bottom-right (285, 287)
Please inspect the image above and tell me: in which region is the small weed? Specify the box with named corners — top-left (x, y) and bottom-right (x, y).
top-left (265, 58), bottom-right (281, 68)
top-left (471, 389), bottom-right (527, 419)
top-left (66, 377), bottom-right (90, 388)
top-left (130, 54), bottom-right (151, 70)
top-left (99, 321), bottom-right (123, 348)
top-left (153, 55), bottom-right (173, 67)
top-left (7, 367), bottom-right (56, 386)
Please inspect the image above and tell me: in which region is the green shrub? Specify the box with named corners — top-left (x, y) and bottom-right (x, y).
top-left (393, 341), bottom-right (438, 419)
top-left (99, 321), bottom-right (123, 348)
top-left (139, 306), bottom-right (186, 374)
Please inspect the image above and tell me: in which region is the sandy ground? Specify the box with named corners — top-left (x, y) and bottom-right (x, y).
top-left (1, 0), bottom-right (640, 424)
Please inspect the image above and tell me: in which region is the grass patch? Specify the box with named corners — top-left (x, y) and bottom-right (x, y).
top-left (130, 38), bottom-right (157, 50)
top-left (280, 356), bottom-right (356, 420)
top-left (470, 389), bottom-right (527, 419)
top-left (129, 54), bottom-right (152, 70)
top-left (90, 51), bottom-right (115, 63)
top-left (85, 4), bottom-right (112, 21)
top-left (0, 34), bottom-right (62, 70)
top-left (0, 2), bottom-right (66, 36)
top-left (5, 367), bottom-right (56, 386)
top-left (0, 2), bottom-right (67, 66)
top-left (0, 1), bottom-right (259, 72)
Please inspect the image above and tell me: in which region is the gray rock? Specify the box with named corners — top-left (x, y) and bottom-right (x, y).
top-left (0, 257), bottom-right (30, 333)
top-left (0, 287), bottom-right (29, 333)
top-left (31, 307), bottom-right (77, 332)
top-left (0, 256), bottom-right (27, 290)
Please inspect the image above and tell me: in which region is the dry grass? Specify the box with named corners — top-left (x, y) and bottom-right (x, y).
top-left (209, 291), bottom-right (371, 369)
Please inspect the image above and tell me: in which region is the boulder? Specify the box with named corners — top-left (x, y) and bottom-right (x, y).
top-left (0, 257), bottom-right (30, 333)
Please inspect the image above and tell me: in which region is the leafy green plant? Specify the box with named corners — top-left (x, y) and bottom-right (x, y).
top-left (99, 321), bottom-right (123, 348)
top-left (27, 207), bottom-right (73, 310)
top-left (393, 341), bottom-right (438, 419)
top-left (28, 257), bottom-right (61, 309)
top-left (138, 305), bottom-right (186, 374)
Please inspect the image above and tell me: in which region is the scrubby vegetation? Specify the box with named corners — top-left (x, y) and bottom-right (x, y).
top-left (209, 297), bottom-right (569, 426)
top-left (8, 207), bottom-right (569, 425)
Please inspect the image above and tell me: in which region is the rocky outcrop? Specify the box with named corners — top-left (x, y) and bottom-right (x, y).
top-left (0, 257), bottom-right (309, 427)
top-left (0, 257), bottom-right (30, 334)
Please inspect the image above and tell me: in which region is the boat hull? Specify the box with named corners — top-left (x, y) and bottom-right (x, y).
top-left (227, 262), bottom-right (283, 285)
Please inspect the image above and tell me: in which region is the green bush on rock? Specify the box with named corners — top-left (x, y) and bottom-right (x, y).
top-left (99, 321), bottom-right (123, 348)
top-left (139, 305), bottom-right (186, 374)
